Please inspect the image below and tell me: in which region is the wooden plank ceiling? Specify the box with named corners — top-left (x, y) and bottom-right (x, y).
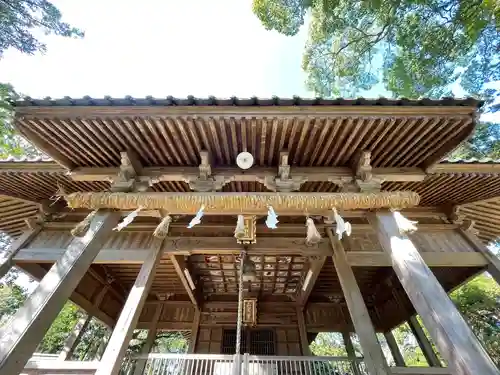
top-left (14, 97), bottom-right (479, 169)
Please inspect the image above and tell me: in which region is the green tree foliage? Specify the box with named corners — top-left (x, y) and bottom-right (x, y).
top-left (0, 1), bottom-right (83, 156)
top-left (0, 0), bottom-right (83, 56)
top-left (450, 274), bottom-right (500, 366)
top-left (252, 0), bottom-right (499, 102)
top-left (451, 122), bottom-right (500, 160)
top-left (37, 303), bottom-right (81, 354)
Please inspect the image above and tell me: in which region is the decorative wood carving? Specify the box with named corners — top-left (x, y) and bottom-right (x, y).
top-left (236, 216), bottom-right (257, 244)
top-left (63, 191), bottom-right (420, 214)
top-left (243, 298), bottom-right (257, 327)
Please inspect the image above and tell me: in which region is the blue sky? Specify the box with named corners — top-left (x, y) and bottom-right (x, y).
top-left (0, 0), bottom-right (313, 98)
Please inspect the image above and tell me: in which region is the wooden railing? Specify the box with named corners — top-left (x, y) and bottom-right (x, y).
top-left (122, 353), bottom-right (368, 375)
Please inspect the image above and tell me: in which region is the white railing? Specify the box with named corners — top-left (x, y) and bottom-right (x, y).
top-left (122, 353), bottom-right (367, 375)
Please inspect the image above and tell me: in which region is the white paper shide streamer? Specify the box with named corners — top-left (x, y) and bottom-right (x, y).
top-left (305, 217), bottom-right (321, 245)
top-left (393, 211), bottom-right (418, 234)
top-left (332, 208), bottom-right (352, 240)
top-left (188, 205), bottom-right (205, 228)
top-left (234, 214), bottom-right (246, 239)
top-left (114, 206), bottom-right (143, 231)
top-left (266, 206), bottom-right (279, 229)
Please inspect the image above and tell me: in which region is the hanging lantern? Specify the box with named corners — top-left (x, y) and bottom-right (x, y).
top-left (187, 205), bottom-right (205, 228)
top-left (305, 217), bottom-right (321, 245)
top-left (241, 256), bottom-right (257, 282)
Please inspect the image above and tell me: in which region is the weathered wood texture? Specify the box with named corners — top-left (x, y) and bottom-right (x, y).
top-left (327, 229), bottom-right (390, 375)
top-left (370, 211), bottom-right (498, 375)
top-left (96, 238), bottom-right (164, 375)
top-left (0, 225), bottom-right (41, 279)
top-left (0, 210), bottom-right (120, 375)
top-left (459, 197), bottom-right (500, 244)
top-left (384, 331), bottom-right (405, 367)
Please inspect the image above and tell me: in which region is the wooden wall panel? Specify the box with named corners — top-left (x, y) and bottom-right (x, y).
top-left (409, 230), bottom-right (475, 253)
top-left (305, 303), bottom-right (351, 332)
top-left (74, 272), bottom-right (100, 301)
top-left (348, 232), bottom-right (383, 252)
top-left (195, 327), bottom-right (223, 354)
top-left (100, 293), bottom-right (123, 321)
top-left (26, 229), bottom-right (73, 249)
top-left (276, 328), bottom-right (301, 356)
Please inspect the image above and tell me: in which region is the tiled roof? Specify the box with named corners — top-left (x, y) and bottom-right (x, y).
top-left (13, 96), bottom-right (483, 108)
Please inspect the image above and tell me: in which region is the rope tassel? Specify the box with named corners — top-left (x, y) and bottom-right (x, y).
top-left (71, 210), bottom-right (98, 237)
top-left (153, 215), bottom-right (172, 238)
top-left (305, 217), bottom-right (321, 245)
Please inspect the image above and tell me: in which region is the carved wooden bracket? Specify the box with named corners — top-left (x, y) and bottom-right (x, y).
top-left (263, 151), bottom-right (307, 192)
top-left (187, 151), bottom-right (231, 192)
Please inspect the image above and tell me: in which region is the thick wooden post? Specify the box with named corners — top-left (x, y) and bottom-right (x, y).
top-left (96, 238), bottom-right (164, 375)
top-left (58, 314), bottom-right (92, 361)
top-left (132, 301), bottom-right (164, 375)
top-left (188, 309), bottom-right (201, 353)
top-left (369, 211), bottom-right (499, 375)
top-left (459, 228), bottom-right (500, 285)
top-left (384, 331), bottom-right (405, 367)
top-left (407, 316), bottom-right (441, 367)
top-left (326, 229), bottom-right (390, 375)
top-left (0, 225), bottom-right (42, 279)
top-left (0, 211), bottom-right (120, 375)
top-left (297, 307), bottom-right (311, 356)
top-left (342, 332), bottom-right (361, 375)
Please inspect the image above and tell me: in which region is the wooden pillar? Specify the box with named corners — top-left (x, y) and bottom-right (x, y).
top-left (326, 229), bottom-right (390, 375)
top-left (188, 309), bottom-right (201, 354)
top-left (459, 228), bottom-right (500, 285)
top-left (369, 211), bottom-right (499, 375)
top-left (96, 238), bottom-right (164, 375)
top-left (0, 211), bottom-right (120, 375)
top-left (0, 225), bottom-right (42, 279)
top-left (58, 314), bottom-right (92, 361)
top-left (384, 331), bottom-right (405, 367)
top-left (342, 332), bottom-right (361, 375)
top-left (408, 316), bottom-right (441, 367)
top-left (133, 301), bottom-right (164, 375)
top-left (297, 307), bottom-right (311, 356)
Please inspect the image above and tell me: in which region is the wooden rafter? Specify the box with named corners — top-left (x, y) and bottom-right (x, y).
top-left (169, 254), bottom-right (201, 308)
top-left (296, 256), bottom-right (327, 308)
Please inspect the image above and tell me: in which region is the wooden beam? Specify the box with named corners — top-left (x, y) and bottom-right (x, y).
top-left (96, 238), bottom-right (164, 375)
top-left (0, 224), bottom-right (42, 279)
top-left (19, 262), bottom-right (116, 328)
top-left (0, 210), bottom-right (120, 375)
top-left (170, 254), bottom-right (200, 308)
top-left (458, 228), bottom-right (500, 285)
top-left (132, 301), bottom-right (163, 375)
top-left (326, 229), bottom-right (390, 375)
top-left (70, 165), bottom-right (427, 185)
top-left (58, 315), bottom-right (91, 361)
top-left (343, 332), bottom-right (362, 375)
top-left (15, 242), bottom-right (488, 268)
top-left (297, 307), bottom-right (311, 356)
top-left (369, 211), bottom-right (498, 375)
top-left (188, 309), bottom-right (201, 353)
top-left (385, 331), bottom-right (406, 367)
top-left (297, 256), bottom-right (327, 307)
top-left (426, 163), bottom-right (500, 174)
top-left (408, 316), bottom-right (441, 367)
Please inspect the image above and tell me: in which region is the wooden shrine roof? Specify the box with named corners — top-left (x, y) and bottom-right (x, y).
top-left (13, 96), bottom-right (480, 169)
